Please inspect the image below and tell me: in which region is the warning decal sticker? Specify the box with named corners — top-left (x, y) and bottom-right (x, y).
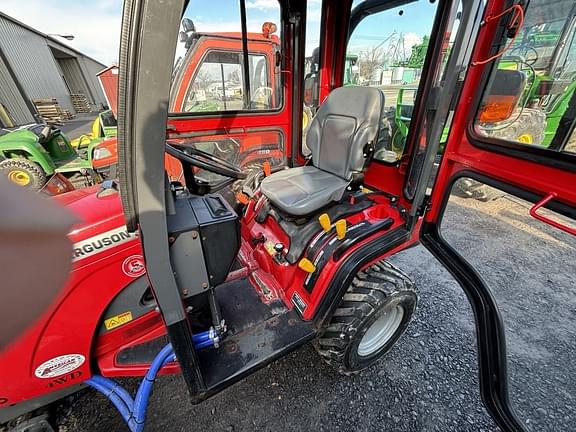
top-left (104, 311), bottom-right (134, 330)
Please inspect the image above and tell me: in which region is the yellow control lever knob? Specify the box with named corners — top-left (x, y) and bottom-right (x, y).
top-left (298, 258), bottom-right (316, 273)
top-left (318, 213), bottom-right (331, 232)
top-left (335, 219), bottom-right (347, 240)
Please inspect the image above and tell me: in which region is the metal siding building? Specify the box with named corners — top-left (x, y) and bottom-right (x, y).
top-left (79, 56), bottom-right (110, 107)
top-left (0, 12), bottom-right (108, 126)
top-left (0, 55), bottom-right (34, 125)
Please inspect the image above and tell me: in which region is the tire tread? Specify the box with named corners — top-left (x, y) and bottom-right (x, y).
top-left (0, 158), bottom-right (47, 190)
top-left (315, 259), bottom-right (417, 375)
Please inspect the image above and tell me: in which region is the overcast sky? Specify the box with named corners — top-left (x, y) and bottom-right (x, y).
top-left (1, 0), bottom-right (123, 65)
top-left (1, 0), bottom-right (436, 65)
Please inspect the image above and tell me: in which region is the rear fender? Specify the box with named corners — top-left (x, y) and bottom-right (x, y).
top-left (0, 144), bottom-right (55, 174)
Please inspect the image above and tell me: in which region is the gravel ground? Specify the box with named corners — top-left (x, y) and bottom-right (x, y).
top-left (57, 187), bottom-right (575, 432)
top-left (441, 191), bottom-right (576, 432)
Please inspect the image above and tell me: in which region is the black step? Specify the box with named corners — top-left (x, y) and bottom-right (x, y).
top-left (115, 278), bottom-right (316, 402)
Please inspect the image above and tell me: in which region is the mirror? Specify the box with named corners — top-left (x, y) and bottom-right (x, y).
top-left (181, 17), bottom-right (195, 33)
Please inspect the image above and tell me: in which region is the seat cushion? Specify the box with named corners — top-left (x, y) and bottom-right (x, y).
top-left (260, 166), bottom-right (349, 216)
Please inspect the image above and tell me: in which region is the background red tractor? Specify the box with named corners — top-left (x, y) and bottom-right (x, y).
top-left (92, 22), bottom-right (286, 197)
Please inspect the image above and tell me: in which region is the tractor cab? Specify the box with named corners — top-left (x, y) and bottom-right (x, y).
top-left (1, 0), bottom-right (575, 430)
top-left (113, 0), bottom-right (575, 428)
top-left (115, 0), bottom-right (574, 427)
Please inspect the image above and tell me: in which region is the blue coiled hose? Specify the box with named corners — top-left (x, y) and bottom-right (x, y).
top-left (131, 344), bottom-right (175, 430)
top-left (85, 376), bottom-right (133, 423)
top-left (86, 329), bottom-right (218, 432)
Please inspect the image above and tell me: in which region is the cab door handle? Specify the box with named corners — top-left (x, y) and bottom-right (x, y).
top-left (529, 192), bottom-right (576, 236)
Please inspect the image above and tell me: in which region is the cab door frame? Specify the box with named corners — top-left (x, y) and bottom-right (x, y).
top-left (420, 0), bottom-right (576, 430)
top-left (117, 0), bottom-right (306, 400)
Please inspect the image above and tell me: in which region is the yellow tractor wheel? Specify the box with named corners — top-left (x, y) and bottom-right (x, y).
top-left (8, 170), bottom-right (31, 186)
top-left (517, 134), bottom-right (533, 144)
top-left (0, 159), bottom-right (47, 190)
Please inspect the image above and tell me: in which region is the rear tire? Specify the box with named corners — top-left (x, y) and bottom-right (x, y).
top-left (0, 158), bottom-right (47, 190)
top-left (452, 178), bottom-right (505, 202)
top-left (315, 260), bottom-right (418, 375)
top-left (479, 108), bottom-right (546, 145)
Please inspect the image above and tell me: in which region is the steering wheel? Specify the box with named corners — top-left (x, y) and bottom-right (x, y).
top-left (165, 142), bottom-right (246, 180)
top-left (252, 86), bottom-right (273, 108)
top-left (509, 45), bottom-right (539, 66)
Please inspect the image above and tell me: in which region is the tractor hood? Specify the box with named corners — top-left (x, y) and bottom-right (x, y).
top-left (53, 186), bottom-right (128, 245)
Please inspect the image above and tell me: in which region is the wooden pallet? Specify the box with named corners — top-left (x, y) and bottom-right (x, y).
top-left (70, 94), bottom-right (91, 113)
top-left (33, 98), bottom-right (75, 124)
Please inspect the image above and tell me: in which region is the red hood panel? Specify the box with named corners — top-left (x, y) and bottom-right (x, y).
top-left (53, 186), bottom-right (127, 244)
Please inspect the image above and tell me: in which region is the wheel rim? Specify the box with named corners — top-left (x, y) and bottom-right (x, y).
top-left (8, 170), bottom-right (31, 186)
top-left (517, 133), bottom-right (533, 144)
top-left (358, 305), bottom-right (404, 357)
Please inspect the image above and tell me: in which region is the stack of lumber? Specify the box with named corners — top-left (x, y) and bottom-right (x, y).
top-left (33, 99), bottom-right (74, 124)
top-left (70, 94), bottom-right (91, 113)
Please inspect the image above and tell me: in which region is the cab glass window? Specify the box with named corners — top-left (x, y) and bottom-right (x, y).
top-left (170, 0), bottom-right (282, 114)
top-left (302, 0), bottom-right (323, 155)
top-left (182, 51), bottom-right (270, 112)
top-left (347, 0), bottom-right (440, 163)
top-left (167, 129), bottom-right (285, 194)
top-left (473, 0), bottom-right (576, 154)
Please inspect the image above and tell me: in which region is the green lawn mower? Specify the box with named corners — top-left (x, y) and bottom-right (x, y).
top-left (0, 124), bottom-right (99, 190)
top-left (71, 110), bottom-right (118, 148)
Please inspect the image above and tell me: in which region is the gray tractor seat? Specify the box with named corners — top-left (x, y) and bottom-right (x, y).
top-left (259, 166), bottom-right (349, 216)
top-left (260, 86), bottom-right (384, 216)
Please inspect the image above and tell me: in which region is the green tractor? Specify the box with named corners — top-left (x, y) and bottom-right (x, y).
top-left (390, 87), bottom-right (416, 155)
top-left (479, 4), bottom-right (576, 147)
top-left (379, 2), bottom-right (576, 157)
top-left (344, 53), bottom-right (360, 85)
top-left (0, 124), bottom-right (99, 190)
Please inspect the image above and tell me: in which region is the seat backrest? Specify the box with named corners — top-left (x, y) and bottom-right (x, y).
top-left (306, 86), bottom-right (384, 181)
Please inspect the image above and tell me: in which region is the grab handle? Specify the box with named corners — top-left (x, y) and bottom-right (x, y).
top-left (529, 192), bottom-right (576, 236)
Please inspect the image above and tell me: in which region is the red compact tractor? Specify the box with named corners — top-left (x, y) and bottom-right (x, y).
top-left (1, 0), bottom-right (574, 431)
